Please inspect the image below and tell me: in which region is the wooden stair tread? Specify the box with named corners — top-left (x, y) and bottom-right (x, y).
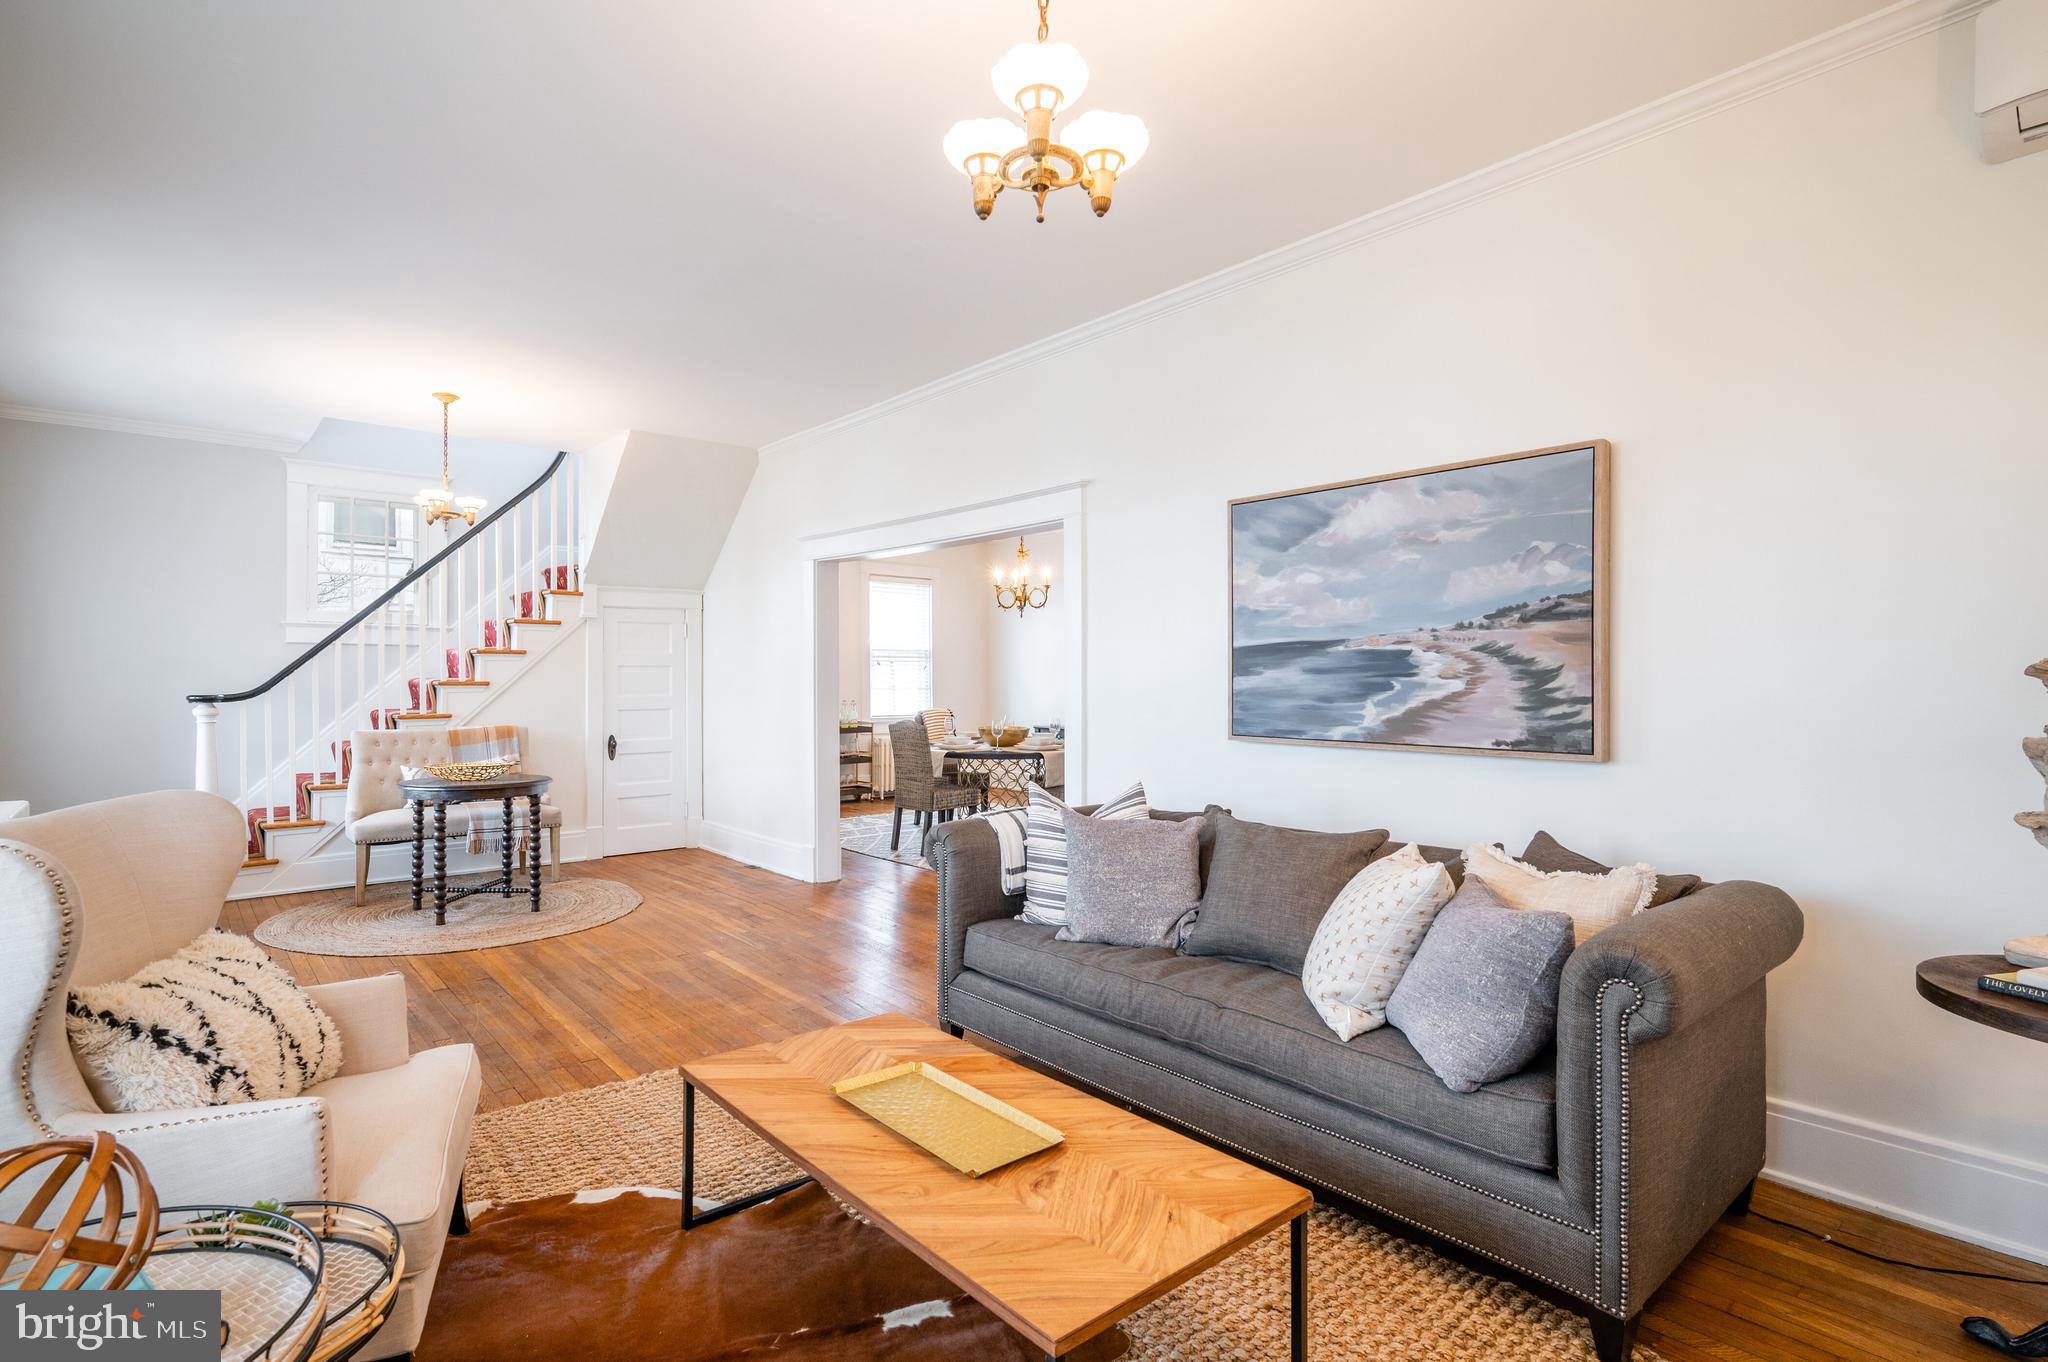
top-left (393, 711), bottom-right (452, 721)
top-left (541, 589), bottom-right (584, 597)
top-left (508, 617), bottom-right (561, 626)
top-left (469, 647), bottom-right (527, 656)
top-left (240, 856), bottom-right (279, 869)
top-left (304, 781), bottom-right (347, 793)
top-left (258, 818), bottom-right (326, 832)
top-left (433, 679), bottom-right (491, 687)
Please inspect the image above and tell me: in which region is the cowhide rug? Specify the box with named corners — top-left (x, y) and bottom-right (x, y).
top-left (418, 1182), bottom-right (1128, 1361)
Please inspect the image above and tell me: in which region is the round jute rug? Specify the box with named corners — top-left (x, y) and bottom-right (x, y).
top-left (251, 874), bottom-right (641, 956)
top-left (459, 1069), bottom-right (1654, 1361)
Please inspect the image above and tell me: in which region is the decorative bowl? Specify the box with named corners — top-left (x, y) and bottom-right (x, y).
top-left (423, 757), bottom-right (518, 782)
top-left (980, 726), bottom-right (1028, 748)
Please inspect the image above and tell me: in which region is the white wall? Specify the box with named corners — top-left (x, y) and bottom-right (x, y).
top-left (703, 32), bottom-right (2048, 1258)
top-left (983, 530), bottom-right (1065, 728)
top-left (0, 419), bottom-right (287, 809)
top-left (582, 430), bottom-right (757, 590)
top-left (835, 545), bottom-right (993, 728)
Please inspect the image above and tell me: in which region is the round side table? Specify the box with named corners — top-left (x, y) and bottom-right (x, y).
top-left (398, 772), bottom-right (553, 926)
top-left (1916, 954), bottom-right (2048, 1357)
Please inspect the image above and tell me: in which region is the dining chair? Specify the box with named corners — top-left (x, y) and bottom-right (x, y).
top-left (887, 718), bottom-right (981, 852)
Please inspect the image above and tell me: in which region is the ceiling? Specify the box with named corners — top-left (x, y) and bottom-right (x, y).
top-left (0, 0), bottom-right (1892, 452)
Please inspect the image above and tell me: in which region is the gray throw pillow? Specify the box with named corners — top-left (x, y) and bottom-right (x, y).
top-left (1179, 808), bottom-right (1388, 976)
top-left (1520, 830), bottom-right (1701, 907)
top-left (1057, 812), bottom-right (1206, 948)
top-left (1384, 880), bottom-right (1575, 1093)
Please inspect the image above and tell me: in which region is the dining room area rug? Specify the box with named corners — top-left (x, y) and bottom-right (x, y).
top-left (837, 810), bottom-right (935, 870)
top-left (442, 1069), bottom-right (1651, 1361)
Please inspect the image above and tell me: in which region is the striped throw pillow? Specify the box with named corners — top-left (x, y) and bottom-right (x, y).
top-left (1021, 781), bottom-right (1149, 926)
top-left (921, 709), bottom-right (955, 742)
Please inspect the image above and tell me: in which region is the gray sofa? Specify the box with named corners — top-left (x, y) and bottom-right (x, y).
top-left (928, 814), bottom-right (1803, 1361)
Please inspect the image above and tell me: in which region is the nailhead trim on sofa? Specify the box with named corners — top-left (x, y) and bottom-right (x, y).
top-left (1593, 976), bottom-right (1644, 1311)
top-left (4, 842), bottom-right (74, 1139)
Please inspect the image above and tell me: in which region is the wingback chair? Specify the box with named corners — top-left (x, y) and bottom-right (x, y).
top-left (345, 726), bottom-right (562, 904)
top-left (887, 718), bottom-right (980, 853)
top-left (0, 791), bottom-right (481, 1360)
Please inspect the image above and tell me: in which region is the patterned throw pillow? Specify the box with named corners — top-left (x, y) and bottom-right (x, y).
top-left (1020, 781), bottom-right (1149, 926)
top-left (1462, 842), bottom-right (1656, 946)
top-left (66, 930), bottom-right (342, 1112)
top-left (1301, 844), bottom-right (1457, 1041)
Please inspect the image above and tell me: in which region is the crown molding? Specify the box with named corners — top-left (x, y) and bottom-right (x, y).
top-left (761, 0), bottom-right (1991, 460)
top-left (0, 402), bottom-right (305, 453)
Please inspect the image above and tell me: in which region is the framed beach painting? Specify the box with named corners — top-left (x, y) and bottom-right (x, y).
top-left (1229, 441), bottom-right (1609, 761)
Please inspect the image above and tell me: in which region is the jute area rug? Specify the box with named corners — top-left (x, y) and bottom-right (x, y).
top-left (251, 874), bottom-right (640, 956)
top-left (444, 1069), bottom-right (1651, 1361)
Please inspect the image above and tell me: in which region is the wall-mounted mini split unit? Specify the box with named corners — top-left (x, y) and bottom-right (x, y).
top-left (1977, 0), bottom-right (2048, 161)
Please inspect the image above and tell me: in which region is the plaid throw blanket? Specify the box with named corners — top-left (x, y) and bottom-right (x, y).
top-left (446, 725), bottom-right (526, 856)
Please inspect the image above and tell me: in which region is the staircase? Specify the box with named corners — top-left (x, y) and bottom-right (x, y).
top-left (188, 451), bottom-right (584, 896)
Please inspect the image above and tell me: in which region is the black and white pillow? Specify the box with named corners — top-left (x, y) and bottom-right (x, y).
top-left (1021, 781), bottom-right (1149, 926)
top-left (66, 930), bottom-right (342, 1113)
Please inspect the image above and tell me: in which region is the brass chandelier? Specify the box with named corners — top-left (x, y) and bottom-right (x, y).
top-left (993, 537), bottom-right (1053, 616)
top-left (415, 391), bottom-right (486, 527)
top-left (943, 0), bottom-right (1150, 223)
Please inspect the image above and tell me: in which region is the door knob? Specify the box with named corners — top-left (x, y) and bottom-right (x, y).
top-left (607, 735), bottom-right (617, 760)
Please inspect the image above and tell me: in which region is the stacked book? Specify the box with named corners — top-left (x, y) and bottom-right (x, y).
top-left (1979, 967), bottom-right (2048, 1004)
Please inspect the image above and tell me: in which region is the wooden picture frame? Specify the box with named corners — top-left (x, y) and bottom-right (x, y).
top-left (1228, 440), bottom-right (1610, 762)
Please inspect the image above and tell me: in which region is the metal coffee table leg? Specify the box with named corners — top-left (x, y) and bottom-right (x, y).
top-left (1292, 1209), bottom-right (1308, 1362)
top-left (680, 1080), bottom-right (813, 1230)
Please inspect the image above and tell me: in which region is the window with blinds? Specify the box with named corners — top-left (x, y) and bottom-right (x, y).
top-left (868, 574), bottom-right (934, 719)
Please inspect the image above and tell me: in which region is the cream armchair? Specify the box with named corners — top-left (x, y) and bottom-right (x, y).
top-left (0, 791), bottom-right (481, 1361)
top-left (345, 726), bottom-right (562, 905)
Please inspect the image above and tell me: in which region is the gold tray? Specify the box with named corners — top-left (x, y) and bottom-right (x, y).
top-left (831, 1062), bottom-right (1062, 1177)
top-left (422, 758), bottom-right (517, 782)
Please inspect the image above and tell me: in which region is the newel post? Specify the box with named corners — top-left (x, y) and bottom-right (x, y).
top-left (191, 702), bottom-right (220, 794)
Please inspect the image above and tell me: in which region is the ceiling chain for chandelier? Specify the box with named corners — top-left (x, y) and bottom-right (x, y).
top-left (942, 0), bottom-right (1150, 223)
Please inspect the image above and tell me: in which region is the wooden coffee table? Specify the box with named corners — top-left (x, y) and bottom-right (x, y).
top-left (680, 1014), bottom-right (1312, 1361)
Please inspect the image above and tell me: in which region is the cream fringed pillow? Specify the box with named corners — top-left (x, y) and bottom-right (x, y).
top-left (1461, 842), bottom-right (1656, 946)
top-left (1301, 844), bottom-right (1457, 1041)
top-left (65, 930), bottom-right (341, 1112)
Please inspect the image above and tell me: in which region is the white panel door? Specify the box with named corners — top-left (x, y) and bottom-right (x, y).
top-left (602, 605), bottom-right (690, 855)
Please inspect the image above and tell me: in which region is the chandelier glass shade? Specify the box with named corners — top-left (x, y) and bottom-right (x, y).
top-left (416, 392), bottom-right (486, 527)
top-left (993, 537), bottom-right (1052, 616)
top-left (944, 0), bottom-right (1148, 223)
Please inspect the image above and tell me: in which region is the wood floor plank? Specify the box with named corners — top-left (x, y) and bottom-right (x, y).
top-left (222, 844), bottom-right (2047, 1360)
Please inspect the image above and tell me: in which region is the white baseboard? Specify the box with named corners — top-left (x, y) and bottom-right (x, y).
top-left (1767, 1096), bottom-right (2048, 1265)
top-left (229, 827), bottom-right (598, 900)
top-left (699, 821), bottom-right (812, 881)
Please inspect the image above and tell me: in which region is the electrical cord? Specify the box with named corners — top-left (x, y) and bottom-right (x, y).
top-left (1747, 1210), bottom-right (2048, 1287)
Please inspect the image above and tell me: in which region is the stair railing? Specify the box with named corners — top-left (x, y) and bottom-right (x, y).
top-left (186, 450), bottom-right (578, 844)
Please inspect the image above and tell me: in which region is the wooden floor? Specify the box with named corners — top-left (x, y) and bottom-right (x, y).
top-left (226, 847), bottom-right (2048, 1362)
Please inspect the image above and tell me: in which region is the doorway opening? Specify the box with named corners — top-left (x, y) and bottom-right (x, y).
top-left (801, 485), bottom-right (1086, 883)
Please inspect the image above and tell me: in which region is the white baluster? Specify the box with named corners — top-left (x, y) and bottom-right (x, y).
top-left (550, 469), bottom-right (559, 596)
top-left (285, 675), bottom-right (296, 817)
top-left (191, 702), bottom-right (220, 794)
top-left (263, 693), bottom-right (276, 827)
top-left (511, 491), bottom-right (521, 623)
top-left (355, 622), bottom-right (364, 732)
top-left (238, 703), bottom-right (249, 810)
top-left (307, 650), bottom-right (319, 788)
top-left (571, 455), bottom-right (581, 588)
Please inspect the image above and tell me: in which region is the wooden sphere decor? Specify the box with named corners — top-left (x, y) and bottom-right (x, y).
top-left (0, 1132), bottom-right (158, 1290)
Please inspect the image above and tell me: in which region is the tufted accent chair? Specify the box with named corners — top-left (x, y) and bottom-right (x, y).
top-left (0, 790), bottom-right (481, 1359)
top-left (344, 726), bottom-right (562, 905)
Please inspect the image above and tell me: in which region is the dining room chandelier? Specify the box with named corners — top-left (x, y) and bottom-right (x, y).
top-left (942, 0), bottom-right (1150, 223)
top-left (993, 537), bottom-right (1053, 616)
top-left (416, 391), bottom-right (486, 527)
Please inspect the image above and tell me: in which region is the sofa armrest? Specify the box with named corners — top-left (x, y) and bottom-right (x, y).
top-left (1560, 880), bottom-right (1805, 1043)
top-left (927, 818), bottom-right (1024, 1018)
top-left (53, 1097), bottom-right (329, 1205)
top-left (304, 974), bottom-right (411, 1075)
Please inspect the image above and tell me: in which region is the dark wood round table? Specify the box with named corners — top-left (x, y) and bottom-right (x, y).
top-left (399, 772), bottom-right (552, 926)
top-left (1915, 953), bottom-right (2048, 1356)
